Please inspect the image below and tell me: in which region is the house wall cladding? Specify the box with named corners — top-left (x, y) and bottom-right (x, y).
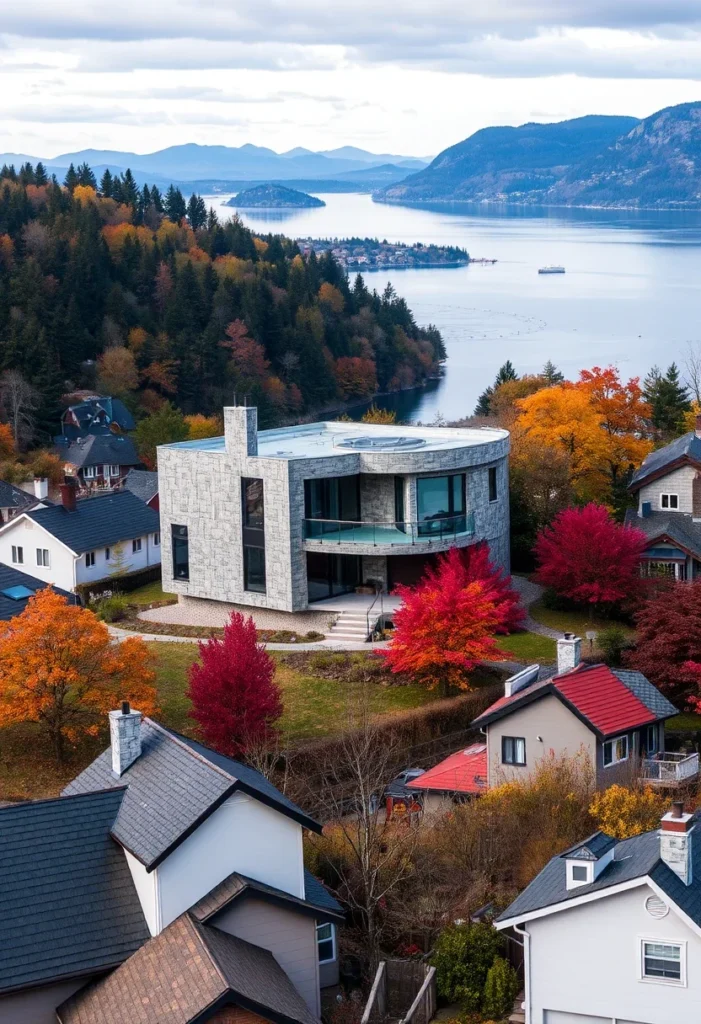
top-left (0, 976), bottom-right (94, 1024)
top-left (639, 465), bottom-right (697, 514)
top-left (210, 1009), bottom-right (269, 1024)
top-left (159, 410), bottom-right (510, 613)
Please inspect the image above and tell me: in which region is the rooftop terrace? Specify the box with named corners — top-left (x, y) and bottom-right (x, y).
top-left (163, 420), bottom-right (508, 461)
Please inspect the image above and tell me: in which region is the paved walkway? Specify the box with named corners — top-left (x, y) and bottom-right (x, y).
top-left (510, 575), bottom-right (563, 640)
top-left (111, 626), bottom-right (387, 652)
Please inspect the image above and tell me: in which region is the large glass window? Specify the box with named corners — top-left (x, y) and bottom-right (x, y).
top-left (172, 525), bottom-right (189, 580)
top-left (603, 735), bottom-right (629, 766)
top-left (317, 923), bottom-right (336, 964)
top-left (243, 478), bottom-right (264, 529)
top-left (642, 941), bottom-right (683, 982)
top-left (304, 476), bottom-right (360, 523)
top-left (416, 474), bottom-right (465, 534)
top-left (243, 546), bottom-right (266, 593)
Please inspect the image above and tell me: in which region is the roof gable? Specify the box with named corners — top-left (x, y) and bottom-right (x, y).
top-left (63, 719), bottom-right (321, 870)
top-left (191, 868), bottom-right (343, 925)
top-left (0, 562), bottom-right (75, 619)
top-left (629, 431), bottom-right (701, 490)
top-left (0, 789), bottom-right (149, 995)
top-left (55, 432), bottom-right (140, 470)
top-left (26, 490), bottom-right (159, 554)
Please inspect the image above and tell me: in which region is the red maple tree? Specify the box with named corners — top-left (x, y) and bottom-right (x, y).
top-left (626, 581), bottom-right (701, 705)
top-left (382, 547), bottom-right (508, 693)
top-left (534, 503), bottom-right (646, 609)
top-left (424, 543), bottom-right (525, 634)
top-left (187, 612), bottom-right (283, 757)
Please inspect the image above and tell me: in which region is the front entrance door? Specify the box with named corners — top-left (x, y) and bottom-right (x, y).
top-left (307, 552), bottom-right (361, 602)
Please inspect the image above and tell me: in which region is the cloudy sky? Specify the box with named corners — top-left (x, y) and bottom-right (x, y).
top-left (1, 0), bottom-right (701, 158)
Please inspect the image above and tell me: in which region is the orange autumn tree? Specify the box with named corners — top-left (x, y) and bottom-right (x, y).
top-left (0, 589), bottom-right (157, 760)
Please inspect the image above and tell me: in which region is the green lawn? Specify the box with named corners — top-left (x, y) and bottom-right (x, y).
top-left (498, 631), bottom-right (556, 663)
top-left (528, 599), bottom-right (634, 639)
top-left (127, 581), bottom-right (177, 607)
top-left (667, 713), bottom-right (701, 733)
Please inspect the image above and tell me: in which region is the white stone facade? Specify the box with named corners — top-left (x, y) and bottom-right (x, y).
top-left (158, 408), bottom-right (511, 613)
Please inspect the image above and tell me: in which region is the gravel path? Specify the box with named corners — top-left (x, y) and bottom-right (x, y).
top-left (511, 575), bottom-right (563, 640)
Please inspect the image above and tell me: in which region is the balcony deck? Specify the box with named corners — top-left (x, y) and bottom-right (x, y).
top-left (641, 751), bottom-right (699, 786)
top-left (303, 512), bottom-right (475, 547)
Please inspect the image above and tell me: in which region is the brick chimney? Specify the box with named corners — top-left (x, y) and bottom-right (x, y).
top-left (557, 633), bottom-right (581, 675)
top-left (696, 414), bottom-right (701, 439)
top-left (660, 801), bottom-right (694, 886)
top-left (59, 477), bottom-right (77, 512)
top-left (109, 701), bottom-right (142, 776)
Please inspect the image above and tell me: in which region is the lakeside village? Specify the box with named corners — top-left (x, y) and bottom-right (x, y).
top-left (296, 235), bottom-right (484, 269)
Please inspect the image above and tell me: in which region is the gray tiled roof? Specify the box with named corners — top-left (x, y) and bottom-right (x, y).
top-left (0, 479), bottom-right (37, 512)
top-left (0, 561), bottom-right (75, 620)
top-left (625, 507), bottom-right (701, 559)
top-left (122, 468), bottom-right (158, 504)
top-left (612, 668), bottom-right (678, 719)
top-left (58, 913), bottom-right (318, 1024)
top-left (0, 789), bottom-right (149, 994)
top-left (560, 831), bottom-right (617, 861)
top-left (630, 430), bottom-right (701, 489)
top-left (191, 868), bottom-right (343, 925)
top-left (498, 819), bottom-right (701, 927)
top-left (54, 432), bottom-right (140, 470)
top-left (26, 489), bottom-right (160, 554)
top-left (63, 719), bottom-right (321, 869)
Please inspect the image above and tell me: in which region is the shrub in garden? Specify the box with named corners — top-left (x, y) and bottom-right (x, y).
top-left (93, 594), bottom-right (130, 622)
top-left (596, 626), bottom-right (630, 666)
top-left (482, 957), bottom-right (520, 1019)
top-left (431, 922), bottom-right (505, 1011)
top-left (589, 784), bottom-right (668, 839)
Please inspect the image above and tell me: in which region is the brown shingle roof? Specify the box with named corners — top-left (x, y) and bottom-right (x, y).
top-left (56, 913), bottom-right (318, 1024)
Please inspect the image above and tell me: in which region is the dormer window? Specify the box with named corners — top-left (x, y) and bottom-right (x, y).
top-left (566, 860), bottom-right (593, 888)
top-left (660, 494), bottom-right (678, 510)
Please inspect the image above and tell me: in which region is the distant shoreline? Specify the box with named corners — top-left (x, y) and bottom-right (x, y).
top-left (372, 196), bottom-right (701, 213)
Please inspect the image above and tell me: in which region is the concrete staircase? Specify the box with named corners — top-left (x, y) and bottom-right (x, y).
top-left (326, 610), bottom-right (380, 643)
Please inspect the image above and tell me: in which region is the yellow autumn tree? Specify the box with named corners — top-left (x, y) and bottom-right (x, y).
top-left (185, 413), bottom-right (223, 440)
top-left (0, 589), bottom-right (157, 760)
top-left (589, 784), bottom-right (668, 839)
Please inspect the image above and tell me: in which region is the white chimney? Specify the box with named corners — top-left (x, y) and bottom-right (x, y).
top-left (109, 701), bottom-right (142, 776)
top-left (504, 664), bottom-right (540, 698)
top-left (33, 477), bottom-right (49, 501)
top-left (660, 802), bottom-right (694, 886)
top-left (557, 634), bottom-right (581, 675)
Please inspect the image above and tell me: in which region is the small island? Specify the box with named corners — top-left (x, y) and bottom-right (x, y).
top-left (225, 184), bottom-right (326, 209)
top-left (297, 236), bottom-right (469, 270)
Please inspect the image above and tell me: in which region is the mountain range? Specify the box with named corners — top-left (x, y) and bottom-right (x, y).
top-left (0, 143), bottom-right (428, 188)
top-left (376, 102), bottom-right (701, 208)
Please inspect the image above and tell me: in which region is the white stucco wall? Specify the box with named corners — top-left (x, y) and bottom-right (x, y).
top-left (124, 848), bottom-right (160, 936)
top-left (214, 897), bottom-right (321, 1016)
top-left (156, 791), bottom-right (305, 930)
top-left (526, 882), bottom-right (701, 1024)
top-left (74, 532), bottom-right (161, 586)
top-left (0, 518), bottom-right (77, 591)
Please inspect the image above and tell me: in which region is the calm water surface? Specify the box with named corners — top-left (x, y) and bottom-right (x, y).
top-left (206, 192), bottom-right (701, 423)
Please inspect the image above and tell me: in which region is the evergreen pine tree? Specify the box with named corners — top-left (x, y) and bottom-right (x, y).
top-left (34, 162), bottom-right (48, 186)
top-left (120, 169), bottom-right (139, 206)
top-left (150, 185), bottom-right (163, 212)
top-left (187, 193), bottom-right (207, 230)
top-left (475, 360), bottom-right (519, 416)
top-left (164, 185), bottom-right (186, 222)
top-left (64, 163), bottom-right (78, 191)
top-left (99, 168), bottom-right (114, 198)
top-left (542, 359), bottom-right (564, 384)
top-left (644, 363), bottom-right (690, 436)
top-left (76, 162), bottom-right (96, 188)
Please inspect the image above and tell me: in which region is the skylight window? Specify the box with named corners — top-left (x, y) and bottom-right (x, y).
top-left (2, 585), bottom-right (35, 601)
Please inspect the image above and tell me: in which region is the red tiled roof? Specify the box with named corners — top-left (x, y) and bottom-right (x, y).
top-left (474, 664), bottom-right (658, 738)
top-left (410, 744), bottom-right (488, 795)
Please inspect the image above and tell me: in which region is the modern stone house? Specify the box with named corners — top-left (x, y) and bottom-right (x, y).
top-left (157, 405), bottom-right (510, 614)
top-left (626, 416), bottom-right (701, 580)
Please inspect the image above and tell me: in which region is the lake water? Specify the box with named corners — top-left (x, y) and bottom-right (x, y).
top-left (206, 192), bottom-right (701, 423)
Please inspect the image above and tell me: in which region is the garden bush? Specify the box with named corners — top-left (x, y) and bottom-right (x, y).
top-left (431, 922), bottom-right (505, 1011)
top-left (482, 957), bottom-right (520, 1019)
top-left (92, 594), bottom-right (130, 622)
top-left (596, 626), bottom-right (630, 666)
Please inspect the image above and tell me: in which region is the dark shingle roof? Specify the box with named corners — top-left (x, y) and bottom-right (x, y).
top-left (63, 719), bottom-right (321, 869)
top-left (624, 508), bottom-right (701, 559)
top-left (0, 479), bottom-right (38, 512)
top-left (122, 468), bottom-right (158, 504)
top-left (0, 789), bottom-right (149, 995)
top-left (0, 562), bottom-right (75, 620)
top-left (58, 913), bottom-right (318, 1024)
top-left (498, 819), bottom-right (701, 928)
top-left (612, 668), bottom-right (677, 719)
top-left (559, 831), bottom-right (617, 861)
top-left (630, 431), bottom-right (701, 489)
top-left (55, 432), bottom-right (140, 470)
top-left (62, 396), bottom-right (135, 436)
top-left (191, 868), bottom-right (343, 925)
top-left (25, 489), bottom-right (159, 554)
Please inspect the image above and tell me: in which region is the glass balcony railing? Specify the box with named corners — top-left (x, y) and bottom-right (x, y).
top-left (303, 511), bottom-right (475, 546)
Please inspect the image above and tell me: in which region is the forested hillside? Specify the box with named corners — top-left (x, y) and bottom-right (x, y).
top-left (0, 162), bottom-right (445, 441)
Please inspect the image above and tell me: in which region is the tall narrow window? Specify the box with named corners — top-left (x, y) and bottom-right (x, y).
top-left (132, 538), bottom-right (142, 553)
top-left (488, 467), bottom-right (498, 503)
top-left (85, 551), bottom-right (96, 568)
top-left (242, 479), bottom-right (266, 593)
top-left (243, 478), bottom-right (264, 529)
top-left (394, 476), bottom-right (405, 529)
top-left (244, 546), bottom-right (266, 594)
top-left (172, 525), bottom-right (189, 580)
top-left (36, 548), bottom-right (50, 567)
top-left (11, 545), bottom-right (23, 565)
top-left (317, 923), bottom-right (336, 964)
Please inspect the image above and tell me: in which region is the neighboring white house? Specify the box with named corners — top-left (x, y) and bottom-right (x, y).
top-left (496, 804), bottom-right (701, 1024)
top-left (0, 704), bottom-right (342, 1024)
top-left (0, 483), bottom-right (161, 593)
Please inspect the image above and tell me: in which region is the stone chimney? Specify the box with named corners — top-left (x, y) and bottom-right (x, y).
top-left (224, 405), bottom-right (258, 459)
top-left (557, 633), bottom-right (581, 675)
top-left (660, 801), bottom-right (694, 886)
top-left (59, 477), bottom-right (77, 512)
top-left (33, 477), bottom-right (49, 500)
top-left (696, 414), bottom-right (701, 439)
top-left (109, 701), bottom-right (142, 776)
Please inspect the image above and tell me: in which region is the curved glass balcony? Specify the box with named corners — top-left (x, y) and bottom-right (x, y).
top-left (303, 511), bottom-right (475, 546)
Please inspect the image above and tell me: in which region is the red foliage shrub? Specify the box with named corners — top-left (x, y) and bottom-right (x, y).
top-left (428, 543), bottom-right (525, 634)
top-left (534, 503), bottom-right (646, 608)
top-left (187, 612), bottom-right (283, 757)
top-left (626, 581), bottom-right (701, 705)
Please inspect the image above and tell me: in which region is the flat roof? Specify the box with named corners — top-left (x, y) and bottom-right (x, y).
top-left (164, 420), bottom-right (508, 461)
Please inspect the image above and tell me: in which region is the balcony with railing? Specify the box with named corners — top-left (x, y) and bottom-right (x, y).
top-left (303, 511), bottom-right (475, 548)
top-left (641, 751), bottom-right (699, 786)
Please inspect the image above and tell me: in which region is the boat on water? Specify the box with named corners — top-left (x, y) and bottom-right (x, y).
top-left (538, 265), bottom-right (565, 274)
